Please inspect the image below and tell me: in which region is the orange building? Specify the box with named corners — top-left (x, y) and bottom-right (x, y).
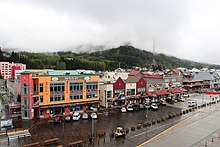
top-left (19, 70), bottom-right (100, 119)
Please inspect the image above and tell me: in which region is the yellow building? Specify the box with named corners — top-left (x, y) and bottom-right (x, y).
top-left (20, 69), bottom-right (100, 119)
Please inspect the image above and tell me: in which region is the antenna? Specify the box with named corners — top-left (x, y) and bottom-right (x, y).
top-left (152, 38), bottom-right (156, 66)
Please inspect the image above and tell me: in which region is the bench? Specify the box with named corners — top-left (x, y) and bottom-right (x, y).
top-left (68, 140), bottom-right (84, 147)
top-left (23, 142), bottom-right (40, 147)
top-left (44, 138), bottom-right (59, 146)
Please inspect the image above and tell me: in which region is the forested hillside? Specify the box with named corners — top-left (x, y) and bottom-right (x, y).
top-left (0, 45), bottom-right (219, 71)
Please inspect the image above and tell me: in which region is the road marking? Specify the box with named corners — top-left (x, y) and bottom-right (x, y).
top-left (0, 129), bottom-right (29, 136)
top-left (136, 114), bottom-right (196, 147)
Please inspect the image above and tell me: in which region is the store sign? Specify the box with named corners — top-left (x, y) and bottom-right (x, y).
top-left (84, 76), bottom-right (90, 81)
top-left (1, 119), bottom-right (13, 128)
top-left (52, 77), bottom-right (59, 81)
top-left (51, 76), bottom-right (91, 81)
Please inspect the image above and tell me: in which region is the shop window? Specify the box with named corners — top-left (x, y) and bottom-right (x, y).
top-left (40, 109), bottom-right (44, 116)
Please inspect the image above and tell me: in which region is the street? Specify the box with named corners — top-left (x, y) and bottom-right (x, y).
top-left (0, 93), bottom-right (219, 146)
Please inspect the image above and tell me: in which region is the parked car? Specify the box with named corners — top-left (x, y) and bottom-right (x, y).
top-left (90, 112), bottom-right (98, 119)
top-left (151, 103), bottom-right (158, 110)
top-left (144, 103), bottom-right (151, 109)
top-left (126, 105), bottom-right (134, 111)
top-left (133, 104), bottom-right (139, 111)
top-left (82, 112), bottom-right (88, 119)
top-left (54, 115), bottom-right (64, 123)
top-left (121, 107), bottom-right (127, 113)
top-left (139, 103), bottom-right (144, 109)
top-left (161, 100), bottom-right (166, 106)
top-left (72, 112), bottom-right (81, 121)
top-left (188, 101), bottom-right (197, 107)
top-left (114, 127), bottom-right (126, 138)
top-left (65, 115), bottom-right (71, 122)
top-left (182, 94), bottom-right (190, 97)
top-left (179, 97), bottom-right (185, 102)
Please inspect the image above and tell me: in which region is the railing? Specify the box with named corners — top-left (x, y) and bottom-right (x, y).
top-left (32, 101), bottom-right (39, 107)
top-left (9, 102), bottom-right (21, 107)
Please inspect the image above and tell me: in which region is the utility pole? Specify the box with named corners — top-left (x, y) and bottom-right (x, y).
top-left (152, 38), bottom-right (156, 66)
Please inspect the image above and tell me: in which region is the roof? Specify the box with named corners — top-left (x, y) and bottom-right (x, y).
top-left (129, 70), bottom-right (140, 76)
top-left (144, 77), bottom-right (165, 85)
top-left (126, 76), bottom-right (142, 83)
top-left (183, 71), bottom-right (216, 82)
top-left (146, 74), bottom-right (163, 79)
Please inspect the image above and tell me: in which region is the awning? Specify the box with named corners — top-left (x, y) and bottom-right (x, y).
top-left (205, 91), bottom-right (218, 94)
top-left (170, 88), bottom-right (182, 93)
top-left (40, 100), bottom-right (101, 108)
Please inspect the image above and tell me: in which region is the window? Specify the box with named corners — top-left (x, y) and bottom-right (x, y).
top-left (114, 89), bottom-right (124, 97)
top-left (50, 83), bottom-right (65, 93)
top-left (70, 82), bottom-right (83, 92)
top-left (106, 91), bottom-right (112, 98)
top-left (40, 83), bottom-right (44, 92)
top-left (86, 82), bottom-right (98, 90)
top-left (50, 95), bottom-right (65, 102)
top-left (126, 89), bottom-right (135, 96)
top-left (40, 96), bottom-right (43, 103)
top-left (40, 108), bottom-right (44, 116)
top-left (70, 94), bottom-right (83, 100)
top-left (86, 92), bottom-right (98, 98)
top-left (22, 84), bottom-right (28, 95)
top-left (137, 88), bottom-right (145, 94)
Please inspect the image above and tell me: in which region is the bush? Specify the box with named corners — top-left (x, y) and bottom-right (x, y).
top-left (131, 126), bottom-right (135, 131)
top-left (152, 119), bottom-right (157, 124)
top-left (156, 118), bottom-right (161, 123)
top-left (137, 124), bottom-right (142, 129)
top-left (182, 110), bottom-right (186, 114)
top-left (161, 117), bottom-right (166, 121)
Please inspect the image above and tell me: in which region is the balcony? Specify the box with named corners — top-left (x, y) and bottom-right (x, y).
top-left (32, 101), bottom-right (39, 107)
top-left (32, 91), bottom-right (39, 97)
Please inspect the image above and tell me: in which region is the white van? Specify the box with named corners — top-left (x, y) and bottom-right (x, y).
top-left (188, 101), bottom-right (197, 107)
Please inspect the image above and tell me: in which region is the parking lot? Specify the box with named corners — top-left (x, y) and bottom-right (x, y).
top-left (1, 92), bottom-right (220, 146)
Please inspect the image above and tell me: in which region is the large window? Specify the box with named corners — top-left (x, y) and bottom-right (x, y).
top-left (126, 89), bottom-right (135, 96)
top-left (50, 83), bottom-right (65, 93)
top-left (39, 83), bottom-right (44, 92)
top-left (70, 94), bottom-right (83, 100)
top-left (86, 92), bottom-right (98, 98)
top-left (70, 82), bottom-right (83, 92)
top-left (86, 82), bottom-right (98, 90)
top-left (22, 84), bottom-right (28, 95)
top-left (114, 89), bottom-right (124, 97)
top-left (50, 95), bottom-right (65, 102)
top-left (137, 88), bottom-right (145, 94)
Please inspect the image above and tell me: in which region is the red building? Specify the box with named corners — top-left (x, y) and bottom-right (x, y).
top-left (113, 77), bottom-right (126, 97)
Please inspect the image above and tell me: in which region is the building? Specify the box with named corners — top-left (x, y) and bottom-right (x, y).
top-left (10, 69), bottom-right (100, 120)
top-left (0, 62), bottom-right (26, 79)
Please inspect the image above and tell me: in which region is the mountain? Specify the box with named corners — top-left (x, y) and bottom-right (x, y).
top-left (90, 45), bottom-right (220, 70)
top-left (1, 45), bottom-right (220, 71)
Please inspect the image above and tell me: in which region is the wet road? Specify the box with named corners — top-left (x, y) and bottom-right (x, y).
top-left (1, 105), bottom-right (182, 147)
top-left (1, 93), bottom-right (219, 147)
top-left (138, 101), bottom-right (220, 147)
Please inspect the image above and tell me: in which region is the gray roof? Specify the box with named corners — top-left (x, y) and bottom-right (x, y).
top-left (144, 78), bottom-right (165, 85)
top-left (125, 76), bottom-right (141, 83)
top-left (183, 71), bottom-right (216, 82)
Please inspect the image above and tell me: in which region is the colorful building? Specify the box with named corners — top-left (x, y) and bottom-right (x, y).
top-left (15, 70), bottom-right (100, 119)
top-left (0, 62), bottom-right (26, 79)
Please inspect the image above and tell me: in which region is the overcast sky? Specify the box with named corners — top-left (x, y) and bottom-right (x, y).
top-left (0, 0), bottom-right (220, 64)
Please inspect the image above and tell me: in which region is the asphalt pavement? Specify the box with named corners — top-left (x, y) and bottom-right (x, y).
top-left (138, 101), bottom-right (220, 147)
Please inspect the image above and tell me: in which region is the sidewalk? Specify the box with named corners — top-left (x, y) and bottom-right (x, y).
top-left (139, 104), bottom-right (220, 147)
